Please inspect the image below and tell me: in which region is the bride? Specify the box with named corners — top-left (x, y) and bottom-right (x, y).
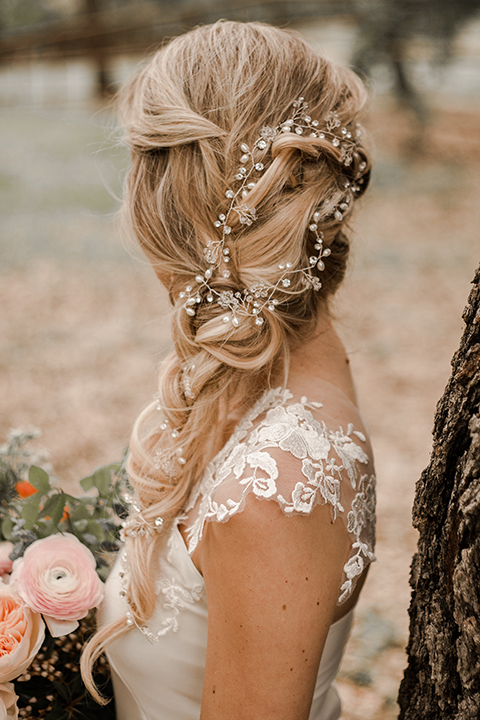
top-left (81, 20), bottom-right (376, 720)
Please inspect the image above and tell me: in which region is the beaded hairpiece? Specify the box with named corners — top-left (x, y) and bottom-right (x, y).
top-left (180, 98), bottom-right (366, 328)
top-left (120, 496), bottom-right (164, 541)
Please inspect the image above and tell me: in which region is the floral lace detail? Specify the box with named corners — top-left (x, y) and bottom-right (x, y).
top-left (152, 577), bottom-right (204, 636)
top-left (340, 472), bottom-right (376, 602)
top-left (185, 388), bottom-right (376, 604)
top-left (119, 526), bottom-right (204, 643)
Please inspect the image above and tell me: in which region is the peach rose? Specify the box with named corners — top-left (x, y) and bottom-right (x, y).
top-left (10, 534), bottom-right (104, 637)
top-left (0, 545), bottom-right (13, 580)
top-left (0, 583), bottom-right (45, 684)
top-left (0, 681), bottom-right (19, 719)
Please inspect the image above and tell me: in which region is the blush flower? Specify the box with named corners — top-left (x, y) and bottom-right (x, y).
top-left (10, 533), bottom-right (105, 637)
top-left (0, 681), bottom-right (19, 720)
top-left (0, 583), bottom-right (45, 684)
top-left (0, 544), bottom-right (14, 580)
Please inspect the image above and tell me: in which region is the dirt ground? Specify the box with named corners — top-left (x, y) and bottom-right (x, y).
top-left (1, 97), bottom-right (479, 718)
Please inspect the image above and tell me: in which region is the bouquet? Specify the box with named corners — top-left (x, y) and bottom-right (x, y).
top-left (0, 429), bottom-right (129, 719)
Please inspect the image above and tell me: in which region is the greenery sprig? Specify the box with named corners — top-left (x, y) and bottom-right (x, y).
top-left (0, 429), bottom-right (129, 719)
top-left (0, 429), bottom-right (129, 580)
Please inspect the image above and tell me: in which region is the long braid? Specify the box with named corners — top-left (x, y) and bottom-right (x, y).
top-left (82, 20), bottom-right (370, 703)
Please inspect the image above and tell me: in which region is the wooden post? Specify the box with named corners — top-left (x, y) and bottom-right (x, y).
top-left (84, 0), bottom-right (111, 98)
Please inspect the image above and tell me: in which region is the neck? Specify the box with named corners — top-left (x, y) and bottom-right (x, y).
top-left (287, 315), bottom-right (358, 406)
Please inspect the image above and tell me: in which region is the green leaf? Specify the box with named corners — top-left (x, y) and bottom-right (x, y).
top-left (37, 494), bottom-right (59, 519)
top-left (80, 465), bottom-right (115, 497)
top-left (70, 504), bottom-right (91, 522)
top-left (90, 506), bottom-right (109, 521)
top-left (2, 515), bottom-right (13, 540)
top-left (28, 466), bottom-right (51, 496)
top-left (38, 492), bottom-right (66, 527)
top-left (62, 492), bottom-right (80, 504)
top-left (34, 519), bottom-right (52, 538)
top-left (73, 519), bottom-right (89, 533)
top-left (91, 467), bottom-right (113, 497)
top-left (85, 520), bottom-right (105, 543)
top-left (80, 474), bottom-right (95, 492)
top-left (21, 493), bottom-right (42, 530)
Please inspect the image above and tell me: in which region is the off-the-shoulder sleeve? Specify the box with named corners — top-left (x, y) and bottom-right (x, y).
top-left (184, 389), bottom-right (376, 604)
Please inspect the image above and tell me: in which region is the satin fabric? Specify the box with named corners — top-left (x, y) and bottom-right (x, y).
top-left (100, 524), bottom-right (353, 720)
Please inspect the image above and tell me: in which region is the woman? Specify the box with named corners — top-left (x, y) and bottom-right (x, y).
top-left (82, 20), bottom-right (376, 720)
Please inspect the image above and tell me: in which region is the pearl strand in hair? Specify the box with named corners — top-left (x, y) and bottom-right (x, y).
top-left (180, 98), bottom-right (366, 328)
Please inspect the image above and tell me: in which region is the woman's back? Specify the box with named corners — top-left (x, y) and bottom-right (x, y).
top-left (100, 375), bottom-right (375, 719)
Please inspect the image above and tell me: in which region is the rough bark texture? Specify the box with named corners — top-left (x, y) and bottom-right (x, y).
top-left (398, 264), bottom-right (480, 719)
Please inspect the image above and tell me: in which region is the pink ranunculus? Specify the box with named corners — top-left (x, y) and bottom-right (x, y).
top-left (10, 533), bottom-right (104, 637)
top-left (0, 544), bottom-right (14, 580)
top-left (0, 583), bottom-right (45, 685)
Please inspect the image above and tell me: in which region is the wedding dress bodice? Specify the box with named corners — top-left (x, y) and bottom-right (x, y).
top-left (100, 386), bottom-right (376, 720)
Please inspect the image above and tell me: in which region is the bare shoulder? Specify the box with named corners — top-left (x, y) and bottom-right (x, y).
top-left (193, 384), bottom-right (376, 719)
top-left (198, 492), bottom-right (351, 720)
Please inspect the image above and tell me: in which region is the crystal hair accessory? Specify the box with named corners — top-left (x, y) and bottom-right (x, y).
top-left (181, 364), bottom-right (195, 401)
top-left (120, 498), bottom-right (164, 541)
top-left (180, 98), bottom-right (366, 327)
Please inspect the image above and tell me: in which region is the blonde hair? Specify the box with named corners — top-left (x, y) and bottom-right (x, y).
top-left (81, 20), bottom-right (370, 701)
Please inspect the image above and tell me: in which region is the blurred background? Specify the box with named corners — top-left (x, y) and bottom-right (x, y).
top-left (1, 1), bottom-right (480, 718)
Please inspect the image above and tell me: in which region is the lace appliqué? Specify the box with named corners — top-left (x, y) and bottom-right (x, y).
top-left (185, 388), bottom-right (376, 604)
top-left (340, 472), bottom-right (376, 602)
top-left (119, 528), bottom-right (203, 643)
top-left (152, 577), bottom-right (203, 637)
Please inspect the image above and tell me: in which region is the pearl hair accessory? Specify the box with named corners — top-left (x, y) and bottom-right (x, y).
top-left (180, 98), bottom-right (366, 328)
top-left (181, 364), bottom-right (195, 401)
top-left (120, 497), bottom-right (164, 541)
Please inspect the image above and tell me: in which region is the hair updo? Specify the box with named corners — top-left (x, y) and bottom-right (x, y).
top-left (82, 20), bottom-right (371, 699)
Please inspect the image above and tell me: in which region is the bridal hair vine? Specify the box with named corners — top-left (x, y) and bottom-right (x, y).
top-left (180, 98), bottom-right (366, 328)
top-left (120, 495), bottom-right (164, 541)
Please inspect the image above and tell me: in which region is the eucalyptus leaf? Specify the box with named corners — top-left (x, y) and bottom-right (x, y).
top-left (80, 464), bottom-right (114, 496)
top-left (80, 474), bottom-right (95, 492)
top-left (20, 493), bottom-right (42, 530)
top-left (51, 491), bottom-right (67, 527)
top-left (28, 465), bottom-right (51, 496)
top-left (91, 506), bottom-right (111, 520)
top-left (71, 504), bottom-right (92, 521)
top-left (3, 431), bottom-right (122, 716)
top-left (37, 492), bottom-right (65, 525)
top-left (91, 467), bottom-right (113, 497)
top-left (34, 519), bottom-right (51, 538)
top-left (62, 492), bottom-right (80, 504)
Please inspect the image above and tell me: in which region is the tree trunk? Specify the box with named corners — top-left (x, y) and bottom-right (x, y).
top-left (398, 264), bottom-right (480, 719)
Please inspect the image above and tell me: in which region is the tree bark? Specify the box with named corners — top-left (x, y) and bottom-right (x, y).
top-left (398, 264), bottom-right (480, 719)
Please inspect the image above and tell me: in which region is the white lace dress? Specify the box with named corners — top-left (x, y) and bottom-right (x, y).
top-left (100, 387), bottom-right (376, 720)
